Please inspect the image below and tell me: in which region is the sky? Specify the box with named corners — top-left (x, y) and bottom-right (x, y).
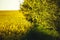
top-left (0, 0), bottom-right (24, 10)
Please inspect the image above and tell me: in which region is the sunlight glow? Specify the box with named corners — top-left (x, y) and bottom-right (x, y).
top-left (0, 0), bottom-right (24, 10)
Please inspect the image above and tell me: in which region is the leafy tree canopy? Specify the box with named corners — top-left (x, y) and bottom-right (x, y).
top-left (21, 0), bottom-right (60, 37)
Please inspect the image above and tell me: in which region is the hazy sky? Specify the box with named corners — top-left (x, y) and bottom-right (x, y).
top-left (0, 0), bottom-right (24, 10)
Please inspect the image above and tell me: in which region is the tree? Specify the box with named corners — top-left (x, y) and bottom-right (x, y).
top-left (20, 0), bottom-right (60, 37)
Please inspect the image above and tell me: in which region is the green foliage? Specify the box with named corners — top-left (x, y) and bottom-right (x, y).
top-left (21, 0), bottom-right (60, 37)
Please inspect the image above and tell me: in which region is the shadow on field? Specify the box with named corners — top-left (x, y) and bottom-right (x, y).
top-left (21, 28), bottom-right (60, 40)
top-left (0, 35), bottom-right (4, 40)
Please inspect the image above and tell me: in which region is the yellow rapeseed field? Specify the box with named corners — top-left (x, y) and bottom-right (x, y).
top-left (0, 10), bottom-right (32, 40)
